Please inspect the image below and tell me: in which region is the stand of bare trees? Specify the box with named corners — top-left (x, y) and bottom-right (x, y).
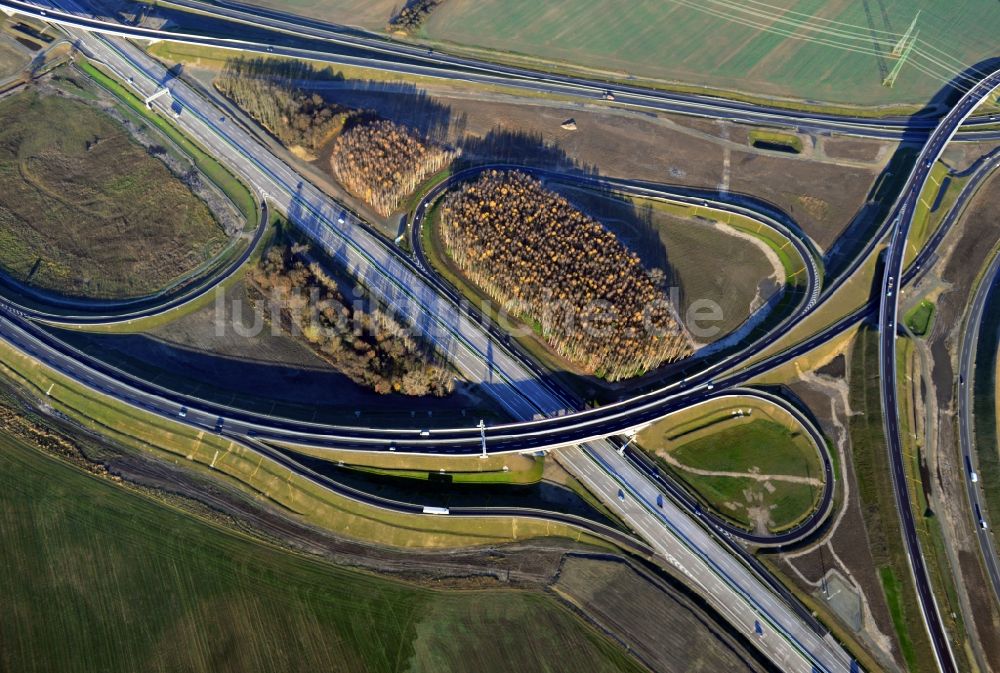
top-left (215, 58), bottom-right (348, 150)
top-left (440, 171), bottom-right (692, 380)
top-left (248, 245), bottom-right (454, 396)
top-left (330, 118), bottom-right (457, 216)
top-left (388, 0), bottom-right (444, 32)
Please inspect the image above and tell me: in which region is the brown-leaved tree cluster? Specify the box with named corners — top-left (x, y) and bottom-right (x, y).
top-left (387, 0), bottom-right (444, 33)
top-left (330, 118), bottom-right (456, 216)
top-left (249, 245), bottom-right (454, 396)
top-left (215, 58), bottom-right (348, 150)
top-left (440, 171), bottom-right (692, 380)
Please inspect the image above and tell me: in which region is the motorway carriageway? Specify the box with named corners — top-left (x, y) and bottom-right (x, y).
top-left (3, 3), bottom-right (992, 668)
top-left (957, 247), bottom-right (1000, 606)
top-left (1, 15), bottom-right (864, 670)
top-left (876, 67), bottom-right (1000, 673)
top-left (4, 0), bottom-right (1000, 142)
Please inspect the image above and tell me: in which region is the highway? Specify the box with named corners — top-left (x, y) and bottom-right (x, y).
top-left (877, 68), bottom-right (1000, 673)
top-left (2, 0), bottom-right (1000, 142)
top-left (0, 12), bottom-right (865, 670)
top-left (957, 247), bottom-right (1000, 605)
top-left (238, 435), bottom-right (654, 556)
top-left (2, 2), bottom-right (997, 670)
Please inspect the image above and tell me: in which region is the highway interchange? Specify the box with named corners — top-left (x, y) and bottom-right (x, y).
top-left (1, 1), bottom-right (1000, 671)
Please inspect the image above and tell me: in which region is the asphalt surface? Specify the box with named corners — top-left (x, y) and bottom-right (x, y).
top-left (238, 435), bottom-right (653, 556)
top-left (957, 248), bottom-right (1000, 605)
top-left (876, 68), bottom-right (1000, 673)
top-left (0, 11), bottom-right (863, 670)
top-left (4, 0), bottom-right (1000, 142)
top-left (2, 2), bottom-right (997, 670)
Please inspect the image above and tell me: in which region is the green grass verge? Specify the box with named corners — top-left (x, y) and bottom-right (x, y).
top-left (345, 455), bottom-right (544, 485)
top-left (638, 402), bottom-right (824, 534)
top-left (904, 300), bottom-right (935, 337)
top-left (670, 419), bottom-right (821, 479)
top-left (879, 566), bottom-right (919, 672)
top-left (0, 430), bottom-right (643, 673)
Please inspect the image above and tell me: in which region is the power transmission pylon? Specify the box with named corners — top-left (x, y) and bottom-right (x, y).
top-left (891, 10), bottom-right (921, 57)
top-left (884, 28), bottom-right (919, 88)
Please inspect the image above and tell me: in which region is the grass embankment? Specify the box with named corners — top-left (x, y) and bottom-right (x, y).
top-left (638, 398), bottom-right (824, 533)
top-left (905, 161), bottom-right (967, 268)
top-left (904, 300), bottom-right (935, 336)
top-left (848, 328), bottom-right (935, 673)
top-left (748, 130), bottom-right (803, 154)
top-left (0, 431), bottom-right (642, 673)
top-left (0, 336), bottom-right (606, 550)
top-left (0, 90), bottom-right (227, 300)
top-left (78, 59), bottom-right (257, 225)
top-left (973, 275), bottom-right (1000, 528)
top-left (286, 444), bottom-right (544, 485)
top-left (343, 457), bottom-right (543, 485)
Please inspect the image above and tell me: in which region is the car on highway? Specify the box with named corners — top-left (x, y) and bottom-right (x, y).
top-left (617, 489), bottom-right (625, 502)
top-left (178, 406), bottom-right (187, 418)
top-left (338, 211), bottom-right (347, 225)
top-left (656, 493), bottom-right (664, 508)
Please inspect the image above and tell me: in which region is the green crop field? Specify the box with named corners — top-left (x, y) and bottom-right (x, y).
top-left (640, 409), bottom-right (824, 533)
top-left (0, 90), bottom-right (228, 300)
top-left (0, 433), bottom-right (643, 673)
top-left (228, 0), bottom-right (399, 30)
top-left (421, 0), bottom-right (999, 108)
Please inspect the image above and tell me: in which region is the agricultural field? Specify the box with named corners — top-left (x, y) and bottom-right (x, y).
top-left (420, 0), bottom-right (999, 108)
top-left (0, 89), bottom-right (228, 299)
top-left (553, 556), bottom-right (766, 672)
top-left (0, 433), bottom-right (643, 673)
top-left (638, 400), bottom-right (824, 533)
top-left (238, 0), bottom-right (399, 30)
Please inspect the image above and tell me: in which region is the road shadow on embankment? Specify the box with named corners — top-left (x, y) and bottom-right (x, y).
top-left (821, 56), bottom-right (1000, 288)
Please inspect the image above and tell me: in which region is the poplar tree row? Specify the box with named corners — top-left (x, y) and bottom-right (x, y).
top-left (249, 245), bottom-right (454, 396)
top-left (330, 119), bottom-right (457, 216)
top-left (440, 171), bottom-right (692, 380)
top-left (215, 58), bottom-right (348, 150)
